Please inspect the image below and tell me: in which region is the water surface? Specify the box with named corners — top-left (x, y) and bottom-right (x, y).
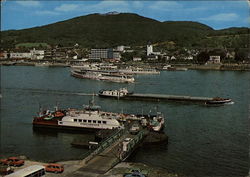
top-left (0, 66), bottom-right (249, 176)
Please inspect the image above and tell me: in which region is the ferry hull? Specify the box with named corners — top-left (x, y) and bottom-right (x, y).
top-left (32, 121), bottom-right (113, 132)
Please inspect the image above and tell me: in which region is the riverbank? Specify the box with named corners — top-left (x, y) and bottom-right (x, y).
top-left (1, 60), bottom-right (250, 71)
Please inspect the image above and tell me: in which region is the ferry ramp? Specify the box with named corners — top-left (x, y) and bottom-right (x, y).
top-left (68, 128), bottom-right (148, 177)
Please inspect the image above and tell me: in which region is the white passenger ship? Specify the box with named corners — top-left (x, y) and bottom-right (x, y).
top-left (33, 100), bottom-right (123, 131)
top-left (71, 69), bottom-right (135, 83)
top-left (119, 67), bottom-right (160, 74)
top-left (33, 99), bottom-right (165, 132)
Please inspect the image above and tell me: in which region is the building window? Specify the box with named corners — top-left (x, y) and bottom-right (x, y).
top-left (98, 121), bottom-right (101, 123)
top-left (93, 120), bottom-right (96, 123)
top-left (88, 120), bottom-right (91, 123)
top-left (74, 119), bottom-right (77, 122)
top-left (79, 119), bottom-right (82, 122)
top-left (83, 120), bottom-right (87, 122)
top-left (103, 121), bottom-right (107, 124)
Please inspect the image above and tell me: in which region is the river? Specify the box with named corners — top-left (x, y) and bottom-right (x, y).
top-left (0, 66), bottom-right (249, 176)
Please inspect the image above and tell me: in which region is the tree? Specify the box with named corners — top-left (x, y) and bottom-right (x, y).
top-left (196, 51), bottom-right (209, 64)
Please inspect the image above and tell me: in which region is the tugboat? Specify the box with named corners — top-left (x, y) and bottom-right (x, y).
top-left (148, 112), bottom-right (165, 132)
top-left (205, 97), bottom-right (232, 105)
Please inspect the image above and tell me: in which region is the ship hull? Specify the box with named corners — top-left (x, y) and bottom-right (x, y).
top-left (33, 121), bottom-right (113, 132)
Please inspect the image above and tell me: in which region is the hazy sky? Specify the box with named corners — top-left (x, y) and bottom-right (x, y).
top-left (2, 0), bottom-right (249, 30)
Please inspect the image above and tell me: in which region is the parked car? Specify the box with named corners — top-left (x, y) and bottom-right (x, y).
top-left (129, 124), bottom-right (140, 135)
top-left (0, 164), bottom-right (14, 175)
top-left (0, 157), bottom-right (24, 167)
top-left (45, 163), bottom-right (64, 173)
top-left (124, 168), bottom-right (148, 177)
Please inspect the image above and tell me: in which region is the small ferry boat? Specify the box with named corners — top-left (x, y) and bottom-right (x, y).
top-left (98, 88), bottom-right (132, 98)
top-left (35, 62), bottom-right (50, 67)
top-left (119, 67), bottom-right (160, 74)
top-left (162, 65), bottom-right (187, 71)
top-left (205, 97), bottom-right (232, 105)
top-left (71, 70), bottom-right (135, 83)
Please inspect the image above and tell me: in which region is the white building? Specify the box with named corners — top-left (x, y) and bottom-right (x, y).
top-left (116, 46), bottom-right (125, 52)
top-left (10, 52), bottom-right (31, 59)
top-left (30, 48), bottom-right (45, 59)
top-left (147, 44), bottom-right (153, 56)
top-left (171, 56), bottom-right (176, 60)
top-left (89, 49), bottom-right (121, 60)
top-left (113, 51), bottom-right (121, 60)
top-left (208, 56), bottom-right (220, 64)
top-left (184, 56), bottom-right (194, 60)
top-left (133, 57), bottom-right (142, 61)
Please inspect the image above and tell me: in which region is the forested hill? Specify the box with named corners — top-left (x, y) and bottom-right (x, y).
top-left (1, 13), bottom-right (249, 49)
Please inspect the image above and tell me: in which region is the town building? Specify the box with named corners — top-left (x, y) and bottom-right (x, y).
top-left (207, 56), bottom-right (221, 64)
top-left (10, 52), bottom-right (31, 59)
top-left (147, 44), bottom-right (153, 56)
top-left (147, 55), bottom-right (158, 60)
top-left (30, 48), bottom-right (45, 59)
top-left (89, 49), bottom-right (121, 60)
top-left (116, 45), bottom-right (131, 53)
top-left (0, 52), bottom-right (8, 59)
top-left (133, 57), bottom-right (142, 61)
top-left (170, 56), bottom-right (176, 60)
top-left (184, 56), bottom-right (194, 60)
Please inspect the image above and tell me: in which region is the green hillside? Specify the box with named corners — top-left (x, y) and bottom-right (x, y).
top-left (1, 13), bottom-right (249, 49)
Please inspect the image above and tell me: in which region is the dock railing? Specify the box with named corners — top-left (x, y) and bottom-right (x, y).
top-left (81, 128), bottom-right (126, 165)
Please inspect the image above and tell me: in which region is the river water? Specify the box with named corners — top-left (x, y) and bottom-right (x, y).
top-left (0, 66), bottom-right (249, 176)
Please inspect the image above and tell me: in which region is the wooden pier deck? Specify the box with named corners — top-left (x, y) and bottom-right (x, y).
top-left (123, 93), bottom-right (213, 103)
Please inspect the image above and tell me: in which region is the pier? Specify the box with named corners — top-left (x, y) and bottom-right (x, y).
top-left (121, 93), bottom-right (213, 103)
top-left (68, 127), bottom-right (148, 177)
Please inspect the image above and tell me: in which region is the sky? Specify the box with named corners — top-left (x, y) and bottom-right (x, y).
top-left (1, 0), bottom-right (250, 31)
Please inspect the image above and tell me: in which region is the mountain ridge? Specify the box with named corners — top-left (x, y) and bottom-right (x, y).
top-left (1, 13), bottom-right (249, 49)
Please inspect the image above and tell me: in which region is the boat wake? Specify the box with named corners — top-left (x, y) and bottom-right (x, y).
top-left (225, 101), bottom-right (235, 105)
top-left (3, 88), bottom-right (96, 97)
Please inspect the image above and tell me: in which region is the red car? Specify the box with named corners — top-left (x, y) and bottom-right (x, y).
top-left (45, 163), bottom-right (64, 173)
top-left (0, 164), bottom-right (14, 175)
top-left (0, 157), bottom-right (24, 167)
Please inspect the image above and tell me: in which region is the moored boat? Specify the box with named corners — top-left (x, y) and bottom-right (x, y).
top-left (98, 88), bottom-right (132, 98)
top-left (33, 100), bottom-right (123, 131)
top-left (162, 65), bottom-right (188, 71)
top-left (71, 70), bottom-right (135, 83)
top-left (33, 100), bottom-right (165, 132)
top-left (119, 67), bottom-right (160, 74)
